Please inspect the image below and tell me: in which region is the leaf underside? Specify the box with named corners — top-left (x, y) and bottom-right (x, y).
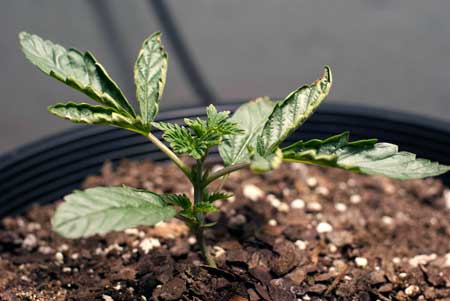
top-left (52, 186), bottom-right (176, 238)
top-left (19, 32), bottom-right (136, 118)
top-left (259, 66), bottom-right (332, 153)
top-left (134, 32), bottom-right (168, 128)
top-left (283, 132), bottom-right (450, 180)
top-left (219, 97), bottom-right (276, 165)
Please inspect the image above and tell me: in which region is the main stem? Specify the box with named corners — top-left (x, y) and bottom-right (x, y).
top-left (192, 160), bottom-right (217, 268)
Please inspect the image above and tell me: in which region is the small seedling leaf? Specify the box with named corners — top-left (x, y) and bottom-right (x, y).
top-left (52, 186), bottom-right (176, 238)
top-left (154, 105), bottom-right (242, 160)
top-left (19, 32), bottom-right (136, 118)
top-left (162, 194), bottom-right (192, 210)
top-left (283, 132), bottom-right (450, 179)
top-left (204, 192), bottom-right (233, 203)
top-left (134, 32), bottom-right (168, 129)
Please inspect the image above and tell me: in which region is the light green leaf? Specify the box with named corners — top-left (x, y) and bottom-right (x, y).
top-left (219, 97), bottom-right (276, 165)
top-left (48, 102), bottom-right (145, 134)
top-left (52, 186), bottom-right (176, 238)
top-left (19, 32), bottom-right (136, 118)
top-left (250, 148), bottom-right (283, 173)
top-left (259, 66), bottom-right (332, 154)
top-left (282, 132), bottom-right (450, 180)
top-left (134, 32), bottom-right (168, 127)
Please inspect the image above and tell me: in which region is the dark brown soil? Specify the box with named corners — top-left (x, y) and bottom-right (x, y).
top-left (1, 160), bottom-right (450, 301)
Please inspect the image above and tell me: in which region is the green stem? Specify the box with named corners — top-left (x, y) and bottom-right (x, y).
top-left (191, 160), bottom-right (217, 267)
top-left (205, 162), bottom-right (249, 185)
top-left (195, 225), bottom-right (217, 268)
top-left (147, 132), bottom-right (191, 177)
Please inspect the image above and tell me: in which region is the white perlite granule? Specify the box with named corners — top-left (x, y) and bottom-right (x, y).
top-left (291, 199), bottom-right (305, 209)
top-left (139, 238), bottom-right (160, 254)
top-left (444, 189), bottom-right (450, 209)
top-left (350, 194), bottom-right (362, 204)
top-left (188, 236), bottom-right (197, 245)
top-left (102, 295), bottom-right (114, 301)
top-left (307, 202), bottom-right (322, 212)
top-left (316, 222), bottom-right (333, 233)
top-left (243, 184), bottom-right (264, 201)
top-left (381, 216), bottom-right (394, 225)
top-left (405, 285), bottom-right (420, 297)
top-left (445, 253), bottom-right (450, 267)
top-left (335, 203), bottom-right (347, 212)
top-left (295, 240), bottom-right (308, 250)
top-left (408, 254), bottom-right (437, 267)
top-left (355, 257), bottom-right (368, 267)
top-left (55, 252), bottom-right (64, 264)
top-left (22, 234), bottom-right (37, 250)
top-left (306, 177), bottom-right (318, 187)
top-left (267, 194), bottom-right (281, 208)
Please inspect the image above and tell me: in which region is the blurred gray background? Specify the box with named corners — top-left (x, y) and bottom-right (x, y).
top-left (1, 0), bottom-right (449, 154)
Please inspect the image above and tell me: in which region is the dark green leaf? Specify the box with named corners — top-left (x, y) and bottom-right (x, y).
top-left (48, 102), bottom-right (145, 134)
top-left (282, 132), bottom-right (450, 180)
top-left (134, 32), bottom-right (168, 127)
top-left (259, 66), bottom-right (332, 153)
top-left (19, 32), bottom-right (136, 118)
top-left (219, 97), bottom-right (276, 165)
top-left (52, 186), bottom-right (176, 238)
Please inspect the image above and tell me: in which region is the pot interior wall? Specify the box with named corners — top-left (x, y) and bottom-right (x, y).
top-left (1, 103), bottom-right (449, 218)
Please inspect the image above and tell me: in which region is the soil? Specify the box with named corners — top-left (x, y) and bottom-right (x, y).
top-left (1, 160), bottom-right (450, 301)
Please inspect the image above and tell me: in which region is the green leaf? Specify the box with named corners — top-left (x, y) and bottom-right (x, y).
top-left (153, 105), bottom-right (242, 160)
top-left (162, 194), bottom-right (192, 210)
top-left (259, 66), bottom-right (332, 154)
top-left (19, 32), bottom-right (136, 118)
top-left (219, 97), bottom-right (276, 165)
top-left (134, 32), bottom-right (168, 127)
top-left (52, 186), bottom-right (176, 238)
top-left (48, 102), bottom-right (145, 133)
top-left (250, 148), bottom-right (283, 173)
top-left (184, 104), bottom-right (243, 144)
top-left (152, 122), bottom-right (206, 160)
top-left (282, 132), bottom-right (450, 180)
top-left (204, 191), bottom-right (233, 203)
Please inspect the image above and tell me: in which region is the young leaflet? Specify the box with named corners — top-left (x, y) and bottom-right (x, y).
top-left (20, 31), bottom-right (450, 267)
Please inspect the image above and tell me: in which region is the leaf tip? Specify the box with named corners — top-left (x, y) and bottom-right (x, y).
top-left (150, 31), bottom-right (162, 42)
top-left (323, 65), bottom-right (332, 83)
top-left (18, 31), bottom-right (29, 41)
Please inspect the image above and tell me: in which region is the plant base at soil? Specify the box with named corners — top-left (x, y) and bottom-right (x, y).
top-left (1, 160), bottom-right (450, 300)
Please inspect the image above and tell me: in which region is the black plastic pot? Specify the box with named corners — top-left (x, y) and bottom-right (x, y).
top-left (1, 103), bottom-right (449, 218)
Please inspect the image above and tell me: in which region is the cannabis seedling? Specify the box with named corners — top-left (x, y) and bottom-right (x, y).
top-left (19, 32), bottom-right (450, 267)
